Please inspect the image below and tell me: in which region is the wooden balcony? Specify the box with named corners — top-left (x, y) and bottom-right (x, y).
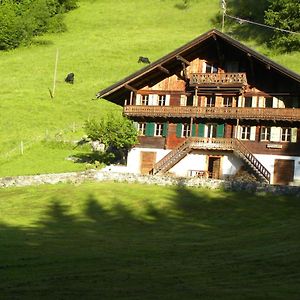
top-left (124, 105), bottom-right (300, 121)
top-left (190, 73), bottom-right (247, 87)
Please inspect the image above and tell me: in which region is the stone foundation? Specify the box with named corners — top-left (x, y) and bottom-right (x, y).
top-left (0, 170), bottom-right (300, 196)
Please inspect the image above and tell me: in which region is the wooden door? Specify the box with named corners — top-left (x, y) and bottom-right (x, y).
top-left (274, 159), bottom-right (294, 185)
top-left (140, 151), bottom-right (156, 175)
top-left (208, 157), bottom-right (221, 179)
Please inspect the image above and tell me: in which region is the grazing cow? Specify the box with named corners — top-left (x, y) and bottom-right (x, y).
top-left (65, 72), bottom-right (75, 84)
top-left (138, 56), bottom-right (151, 64)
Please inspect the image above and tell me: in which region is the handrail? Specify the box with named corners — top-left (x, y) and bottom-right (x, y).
top-left (190, 72), bottom-right (247, 86)
top-left (152, 137), bottom-right (270, 182)
top-left (124, 106), bottom-right (300, 121)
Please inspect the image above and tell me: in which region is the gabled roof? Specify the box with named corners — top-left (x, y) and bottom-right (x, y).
top-left (96, 29), bottom-right (300, 105)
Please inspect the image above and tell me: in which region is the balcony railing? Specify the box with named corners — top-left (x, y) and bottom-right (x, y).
top-left (124, 105), bottom-right (300, 121)
top-left (190, 73), bottom-right (247, 87)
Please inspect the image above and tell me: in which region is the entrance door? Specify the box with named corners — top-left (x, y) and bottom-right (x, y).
top-left (140, 151), bottom-right (156, 175)
top-left (274, 159), bottom-right (294, 185)
top-left (208, 156), bottom-right (221, 179)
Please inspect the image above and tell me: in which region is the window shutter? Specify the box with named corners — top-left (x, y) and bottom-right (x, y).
top-left (258, 96), bottom-right (264, 108)
top-left (180, 95), bottom-right (187, 106)
top-left (236, 125), bottom-right (241, 139)
top-left (192, 124), bottom-right (196, 137)
top-left (162, 122), bottom-right (168, 137)
top-left (135, 94), bottom-right (141, 105)
top-left (237, 96), bottom-right (242, 107)
top-left (145, 122), bottom-right (155, 137)
top-left (270, 126), bottom-right (281, 142)
top-left (272, 97), bottom-right (278, 108)
top-left (216, 124), bottom-right (224, 138)
top-left (198, 123), bottom-right (205, 137)
top-left (251, 96), bottom-right (257, 108)
top-left (291, 128), bottom-right (297, 143)
top-left (250, 126), bottom-right (256, 141)
top-left (149, 94), bottom-right (158, 106)
top-left (165, 95), bottom-right (170, 106)
top-left (176, 123), bottom-right (183, 138)
top-left (193, 96), bottom-right (198, 106)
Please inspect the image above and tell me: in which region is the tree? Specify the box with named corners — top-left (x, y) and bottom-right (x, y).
top-left (264, 0), bottom-right (300, 52)
top-left (83, 114), bottom-right (138, 163)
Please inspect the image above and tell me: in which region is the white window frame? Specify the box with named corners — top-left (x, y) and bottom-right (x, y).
top-left (141, 95), bottom-right (149, 105)
top-left (241, 126), bottom-right (251, 140)
top-left (155, 123), bottom-right (163, 137)
top-left (138, 123), bottom-right (146, 136)
top-left (158, 95), bottom-right (166, 106)
top-left (206, 95), bottom-right (216, 107)
top-left (260, 126), bottom-right (271, 141)
top-left (223, 96), bottom-right (233, 107)
top-left (182, 124), bottom-right (191, 137)
top-left (205, 62), bottom-right (218, 73)
top-left (281, 127), bottom-right (291, 142)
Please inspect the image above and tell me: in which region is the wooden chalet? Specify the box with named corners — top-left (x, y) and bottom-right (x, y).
top-left (97, 29), bottom-right (300, 185)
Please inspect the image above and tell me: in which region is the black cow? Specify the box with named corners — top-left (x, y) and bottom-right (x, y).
top-left (65, 72), bottom-right (75, 84)
top-left (138, 56), bottom-right (151, 64)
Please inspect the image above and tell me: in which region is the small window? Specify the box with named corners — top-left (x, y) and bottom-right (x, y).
top-left (158, 95), bottom-right (166, 106)
top-left (206, 96), bottom-right (216, 107)
top-left (182, 124), bottom-right (191, 137)
top-left (265, 97), bottom-right (272, 108)
top-left (205, 63), bottom-right (218, 73)
top-left (141, 95), bottom-right (149, 105)
top-left (138, 123), bottom-right (146, 136)
top-left (281, 128), bottom-right (291, 142)
top-left (244, 97), bottom-right (252, 108)
top-left (223, 96), bottom-right (233, 107)
top-left (241, 126), bottom-right (251, 140)
top-left (260, 126), bottom-right (270, 141)
top-left (155, 123), bottom-right (163, 136)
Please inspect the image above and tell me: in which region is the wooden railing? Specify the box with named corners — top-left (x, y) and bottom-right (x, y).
top-left (124, 105), bottom-right (300, 121)
top-left (190, 73), bottom-right (247, 86)
top-left (152, 137), bottom-right (270, 182)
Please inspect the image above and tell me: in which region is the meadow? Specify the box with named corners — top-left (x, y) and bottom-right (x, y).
top-left (0, 182), bottom-right (299, 299)
top-left (0, 0), bottom-right (300, 177)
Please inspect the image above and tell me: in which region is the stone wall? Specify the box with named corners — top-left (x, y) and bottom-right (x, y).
top-left (0, 170), bottom-right (300, 196)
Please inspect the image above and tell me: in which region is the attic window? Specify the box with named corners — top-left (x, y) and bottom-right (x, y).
top-left (205, 63), bottom-right (218, 73)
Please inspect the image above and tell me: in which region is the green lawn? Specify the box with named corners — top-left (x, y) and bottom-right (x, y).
top-left (0, 182), bottom-right (299, 299)
top-left (1, 0), bottom-right (299, 176)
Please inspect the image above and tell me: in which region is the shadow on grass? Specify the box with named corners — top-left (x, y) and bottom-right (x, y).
top-left (0, 185), bottom-right (299, 299)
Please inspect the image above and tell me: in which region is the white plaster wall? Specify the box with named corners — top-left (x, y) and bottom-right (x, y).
top-left (222, 154), bottom-right (244, 176)
top-left (254, 154), bottom-right (300, 184)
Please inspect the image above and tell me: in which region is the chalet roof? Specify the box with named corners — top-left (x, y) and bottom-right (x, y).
top-left (96, 29), bottom-right (300, 105)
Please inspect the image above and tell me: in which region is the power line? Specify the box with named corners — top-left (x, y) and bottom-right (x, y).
top-left (225, 13), bottom-right (300, 36)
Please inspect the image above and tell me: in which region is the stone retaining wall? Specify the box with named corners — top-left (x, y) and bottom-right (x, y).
top-left (0, 170), bottom-right (300, 196)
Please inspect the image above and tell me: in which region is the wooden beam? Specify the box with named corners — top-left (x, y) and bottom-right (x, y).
top-left (124, 84), bottom-right (137, 93)
top-left (157, 65), bottom-right (170, 75)
top-left (175, 72), bottom-right (186, 81)
top-left (176, 55), bottom-right (190, 66)
top-left (213, 34), bottom-right (224, 66)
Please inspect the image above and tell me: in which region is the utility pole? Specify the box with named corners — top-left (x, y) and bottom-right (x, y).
top-left (221, 0), bottom-right (227, 32)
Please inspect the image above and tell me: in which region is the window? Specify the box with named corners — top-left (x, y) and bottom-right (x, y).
top-left (223, 96), bottom-right (233, 107)
top-left (244, 97), bottom-right (252, 107)
top-left (281, 128), bottom-right (291, 142)
top-left (155, 123), bottom-right (163, 136)
top-left (182, 124), bottom-right (191, 137)
top-left (205, 63), bottom-right (218, 73)
top-left (206, 96), bottom-right (216, 107)
top-left (260, 127), bottom-right (270, 141)
top-left (241, 126), bottom-right (251, 140)
top-left (141, 95), bottom-right (149, 105)
top-left (207, 124), bottom-right (217, 138)
top-left (138, 123), bottom-right (146, 136)
top-left (158, 95), bottom-right (166, 106)
top-left (265, 97), bottom-right (273, 108)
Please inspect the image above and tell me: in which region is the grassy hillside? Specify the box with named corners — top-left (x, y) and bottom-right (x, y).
top-left (0, 0), bottom-right (299, 176)
top-left (0, 182), bottom-right (299, 299)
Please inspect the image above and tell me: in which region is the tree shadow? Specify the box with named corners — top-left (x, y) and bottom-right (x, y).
top-left (0, 184), bottom-right (299, 299)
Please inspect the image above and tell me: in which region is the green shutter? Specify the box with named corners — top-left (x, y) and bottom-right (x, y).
top-left (192, 124), bottom-right (196, 137)
top-left (198, 123), bottom-right (205, 137)
top-left (217, 124), bottom-right (224, 138)
top-left (145, 122), bottom-right (155, 137)
top-left (162, 122), bottom-right (168, 137)
top-left (176, 123), bottom-right (183, 137)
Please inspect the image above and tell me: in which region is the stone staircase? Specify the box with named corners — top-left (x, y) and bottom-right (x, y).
top-left (151, 137), bottom-right (270, 183)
